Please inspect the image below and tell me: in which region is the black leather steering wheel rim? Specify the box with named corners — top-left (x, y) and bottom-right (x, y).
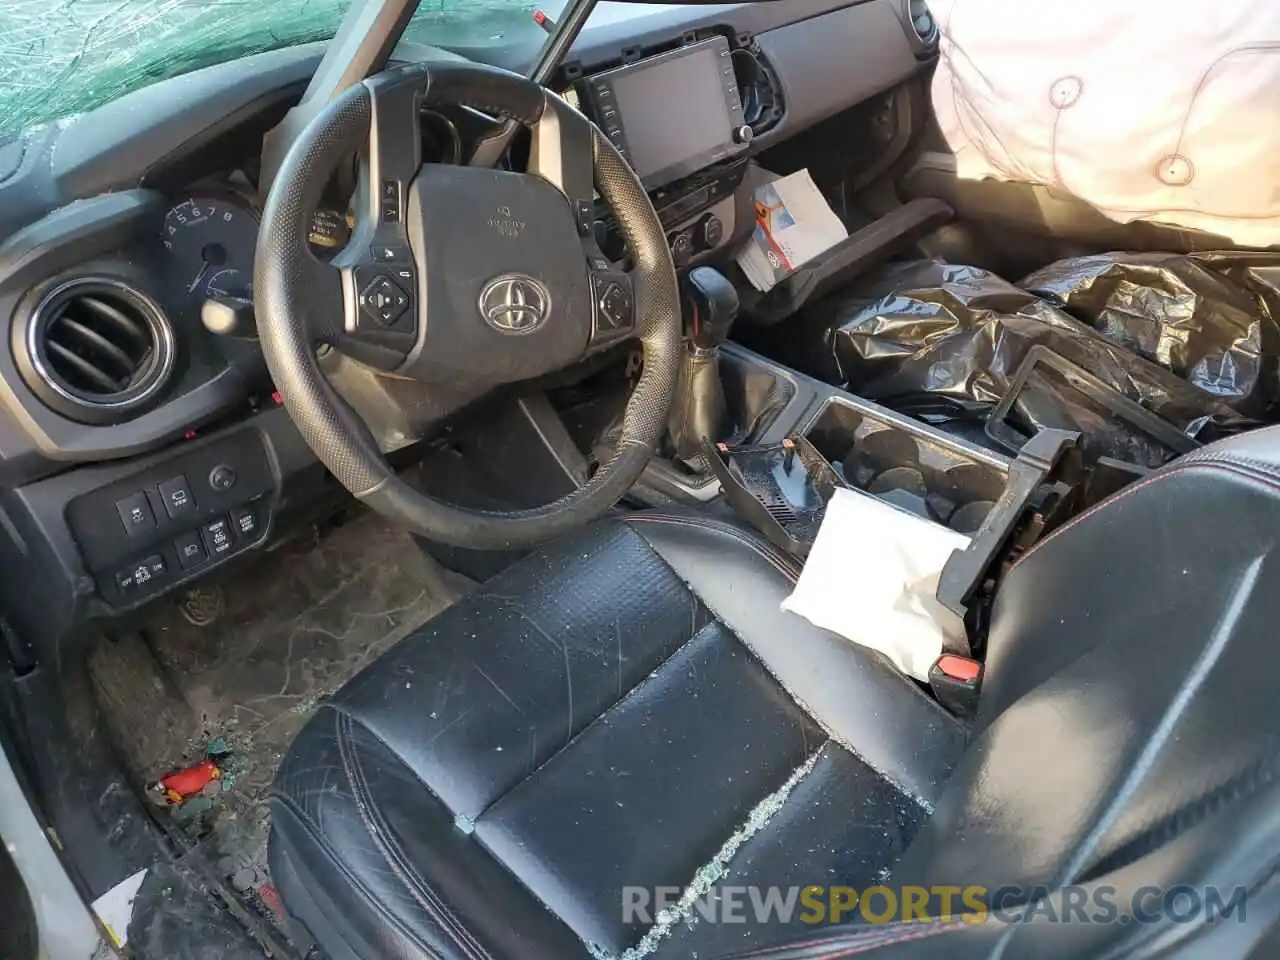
top-left (255, 63), bottom-right (681, 550)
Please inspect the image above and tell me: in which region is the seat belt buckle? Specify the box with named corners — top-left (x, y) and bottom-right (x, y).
top-left (928, 654), bottom-right (982, 719)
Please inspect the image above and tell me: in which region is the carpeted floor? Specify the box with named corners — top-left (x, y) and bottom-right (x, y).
top-left (88, 508), bottom-right (466, 952)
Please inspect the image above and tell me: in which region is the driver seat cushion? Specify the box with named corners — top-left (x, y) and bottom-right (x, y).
top-left (268, 513), bottom-right (966, 960)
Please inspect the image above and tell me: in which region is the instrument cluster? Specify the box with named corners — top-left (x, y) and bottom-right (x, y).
top-left (161, 191), bottom-right (351, 312)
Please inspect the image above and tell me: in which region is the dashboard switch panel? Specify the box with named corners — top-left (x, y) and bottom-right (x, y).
top-left (67, 429), bottom-right (275, 606)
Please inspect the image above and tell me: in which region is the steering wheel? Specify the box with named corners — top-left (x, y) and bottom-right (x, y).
top-left (255, 62), bottom-right (681, 550)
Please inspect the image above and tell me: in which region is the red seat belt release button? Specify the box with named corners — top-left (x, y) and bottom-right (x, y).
top-left (929, 655), bottom-right (983, 718)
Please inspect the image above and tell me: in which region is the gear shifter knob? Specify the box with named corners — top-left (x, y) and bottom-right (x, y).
top-left (685, 266), bottom-right (740, 351)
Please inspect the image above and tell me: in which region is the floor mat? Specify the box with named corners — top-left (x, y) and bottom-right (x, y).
top-left (88, 508), bottom-right (465, 950)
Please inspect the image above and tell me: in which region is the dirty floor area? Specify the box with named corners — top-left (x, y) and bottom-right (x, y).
top-left (87, 508), bottom-right (466, 952)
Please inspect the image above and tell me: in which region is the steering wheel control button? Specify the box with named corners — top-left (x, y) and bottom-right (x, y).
top-left (201, 517), bottom-right (235, 558)
top-left (208, 465), bottom-right (237, 492)
top-left (231, 506), bottom-right (259, 539)
top-left (380, 180), bottom-right (401, 223)
top-left (174, 530), bottom-right (208, 570)
top-left (116, 492), bottom-right (155, 537)
top-left (371, 243), bottom-right (410, 263)
top-left (157, 475), bottom-right (196, 520)
top-left (575, 200), bottom-right (594, 237)
top-left (590, 273), bottom-right (635, 344)
top-left (381, 184), bottom-right (401, 222)
top-left (360, 276), bottom-right (410, 327)
top-left (598, 282), bottom-right (632, 330)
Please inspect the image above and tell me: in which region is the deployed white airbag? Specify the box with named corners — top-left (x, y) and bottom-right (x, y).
top-left (928, 0), bottom-right (1280, 246)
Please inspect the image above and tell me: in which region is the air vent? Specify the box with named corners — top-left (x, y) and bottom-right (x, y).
top-left (908, 0), bottom-right (939, 47)
top-left (20, 279), bottom-right (174, 424)
top-left (731, 49), bottom-right (785, 137)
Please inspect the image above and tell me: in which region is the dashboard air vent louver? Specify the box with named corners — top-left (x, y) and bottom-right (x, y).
top-left (908, 0), bottom-right (939, 47)
top-left (20, 279), bottom-right (174, 425)
top-left (731, 48), bottom-right (785, 137)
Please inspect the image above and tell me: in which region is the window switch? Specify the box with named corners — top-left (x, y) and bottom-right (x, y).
top-left (158, 475), bottom-right (196, 520)
top-left (115, 492), bottom-right (155, 537)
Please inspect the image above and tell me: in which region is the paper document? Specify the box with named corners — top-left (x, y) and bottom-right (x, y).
top-left (736, 169), bottom-right (848, 293)
top-left (781, 488), bottom-right (970, 682)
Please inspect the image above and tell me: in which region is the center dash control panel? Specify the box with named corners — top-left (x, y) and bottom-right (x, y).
top-left (66, 430), bottom-right (276, 606)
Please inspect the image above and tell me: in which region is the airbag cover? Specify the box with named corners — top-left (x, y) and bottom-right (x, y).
top-left (406, 164), bottom-right (591, 384)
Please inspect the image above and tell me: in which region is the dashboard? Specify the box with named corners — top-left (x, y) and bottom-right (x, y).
top-left (0, 0), bottom-right (935, 652)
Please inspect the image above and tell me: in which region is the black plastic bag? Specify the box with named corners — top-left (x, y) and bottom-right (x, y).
top-left (1022, 251), bottom-right (1280, 419)
top-left (801, 260), bottom-right (1260, 467)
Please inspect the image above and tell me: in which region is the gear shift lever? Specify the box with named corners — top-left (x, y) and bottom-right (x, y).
top-left (688, 266), bottom-right (740, 351)
top-left (667, 266), bottom-right (741, 464)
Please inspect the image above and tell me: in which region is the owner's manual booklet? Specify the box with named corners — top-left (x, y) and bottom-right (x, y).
top-left (736, 170), bottom-right (848, 293)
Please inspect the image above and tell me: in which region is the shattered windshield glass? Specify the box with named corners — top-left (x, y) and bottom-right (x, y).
top-left (0, 0), bottom-right (539, 140)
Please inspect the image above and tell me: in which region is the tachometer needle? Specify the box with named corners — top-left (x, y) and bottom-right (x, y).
top-left (188, 261), bottom-right (211, 293)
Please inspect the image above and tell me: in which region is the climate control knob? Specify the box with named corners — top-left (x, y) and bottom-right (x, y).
top-left (701, 215), bottom-right (724, 250)
top-left (670, 230), bottom-right (695, 267)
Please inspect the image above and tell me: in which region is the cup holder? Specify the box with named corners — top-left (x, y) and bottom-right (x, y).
top-left (805, 399), bottom-right (1009, 535)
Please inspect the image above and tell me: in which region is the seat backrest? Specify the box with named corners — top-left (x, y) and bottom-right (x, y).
top-left (890, 426), bottom-right (1280, 954)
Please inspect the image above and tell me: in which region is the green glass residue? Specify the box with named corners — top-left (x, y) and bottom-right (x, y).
top-left (0, 0), bottom-right (536, 140)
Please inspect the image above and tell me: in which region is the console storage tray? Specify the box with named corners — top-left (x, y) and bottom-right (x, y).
top-left (802, 397), bottom-right (1009, 536)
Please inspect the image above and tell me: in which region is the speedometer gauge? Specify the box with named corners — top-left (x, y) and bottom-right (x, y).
top-left (163, 196), bottom-right (258, 303)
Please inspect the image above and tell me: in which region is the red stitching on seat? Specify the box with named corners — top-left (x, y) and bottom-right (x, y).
top-left (1010, 460), bottom-right (1279, 573)
top-left (815, 920), bottom-right (968, 956)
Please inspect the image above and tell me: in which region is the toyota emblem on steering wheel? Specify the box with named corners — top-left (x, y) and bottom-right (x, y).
top-left (478, 274), bottom-right (552, 334)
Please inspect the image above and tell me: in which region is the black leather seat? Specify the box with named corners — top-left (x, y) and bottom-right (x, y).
top-left (270, 430), bottom-right (1280, 960)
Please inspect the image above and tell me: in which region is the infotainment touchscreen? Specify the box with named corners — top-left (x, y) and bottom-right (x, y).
top-left (582, 37), bottom-right (750, 190)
